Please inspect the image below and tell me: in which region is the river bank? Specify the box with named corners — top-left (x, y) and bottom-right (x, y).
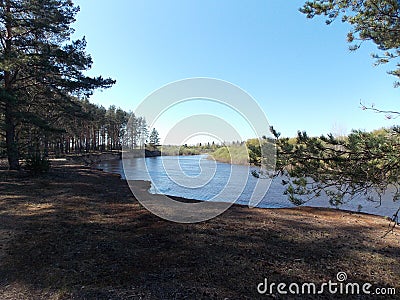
top-left (0, 160), bottom-right (399, 299)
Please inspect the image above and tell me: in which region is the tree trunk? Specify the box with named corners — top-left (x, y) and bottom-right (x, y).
top-left (5, 104), bottom-right (19, 170)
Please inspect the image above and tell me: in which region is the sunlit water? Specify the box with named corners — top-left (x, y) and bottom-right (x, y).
top-left (96, 155), bottom-right (399, 217)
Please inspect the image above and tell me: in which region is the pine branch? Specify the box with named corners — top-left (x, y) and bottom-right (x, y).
top-left (360, 101), bottom-right (400, 119)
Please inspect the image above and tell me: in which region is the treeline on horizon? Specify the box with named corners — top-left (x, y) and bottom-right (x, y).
top-left (161, 137), bottom-right (276, 166)
top-left (204, 127), bottom-right (398, 167)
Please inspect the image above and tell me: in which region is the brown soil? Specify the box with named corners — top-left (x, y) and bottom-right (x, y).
top-left (0, 161), bottom-right (399, 299)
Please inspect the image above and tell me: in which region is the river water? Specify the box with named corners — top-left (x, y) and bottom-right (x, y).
top-left (96, 155), bottom-right (399, 217)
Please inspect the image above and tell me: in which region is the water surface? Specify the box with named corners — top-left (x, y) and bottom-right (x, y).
top-left (97, 155), bottom-right (399, 217)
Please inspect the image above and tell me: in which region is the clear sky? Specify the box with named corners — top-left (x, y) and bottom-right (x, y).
top-left (72, 0), bottom-right (399, 140)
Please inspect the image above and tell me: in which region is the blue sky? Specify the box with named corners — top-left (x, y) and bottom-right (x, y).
top-left (73, 0), bottom-right (399, 140)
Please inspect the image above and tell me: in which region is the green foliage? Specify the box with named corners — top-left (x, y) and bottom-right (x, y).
top-left (125, 115), bottom-right (149, 150)
top-left (25, 153), bottom-right (50, 175)
top-left (211, 145), bottom-right (249, 165)
top-left (160, 139), bottom-right (273, 166)
top-left (148, 128), bottom-right (160, 150)
top-left (275, 128), bottom-right (400, 206)
top-left (160, 142), bottom-right (225, 156)
top-left (161, 145), bottom-right (202, 156)
top-left (210, 138), bottom-right (277, 166)
top-left (0, 0), bottom-right (115, 169)
top-left (246, 138), bottom-right (261, 165)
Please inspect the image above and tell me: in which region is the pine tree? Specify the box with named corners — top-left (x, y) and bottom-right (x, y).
top-left (148, 128), bottom-right (160, 150)
top-left (0, 0), bottom-right (115, 169)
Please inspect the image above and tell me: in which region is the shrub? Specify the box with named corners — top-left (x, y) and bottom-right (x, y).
top-left (25, 153), bottom-right (50, 174)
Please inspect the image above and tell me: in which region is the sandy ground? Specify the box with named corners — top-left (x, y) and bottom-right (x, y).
top-left (0, 160), bottom-right (399, 299)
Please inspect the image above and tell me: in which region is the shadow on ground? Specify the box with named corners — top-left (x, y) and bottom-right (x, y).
top-left (0, 163), bottom-right (399, 299)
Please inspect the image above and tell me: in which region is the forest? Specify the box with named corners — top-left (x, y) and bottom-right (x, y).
top-left (0, 0), bottom-right (152, 170)
top-left (0, 99), bottom-right (149, 157)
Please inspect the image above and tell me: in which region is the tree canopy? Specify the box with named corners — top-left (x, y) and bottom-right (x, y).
top-left (0, 0), bottom-right (115, 169)
top-left (148, 128), bottom-right (160, 148)
top-left (273, 128), bottom-right (400, 208)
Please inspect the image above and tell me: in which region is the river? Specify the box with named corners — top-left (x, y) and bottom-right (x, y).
top-left (96, 155), bottom-right (399, 217)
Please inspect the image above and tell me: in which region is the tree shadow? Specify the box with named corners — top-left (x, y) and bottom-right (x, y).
top-left (0, 164), bottom-right (398, 299)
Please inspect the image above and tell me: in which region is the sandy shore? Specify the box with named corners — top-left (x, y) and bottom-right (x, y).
top-left (0, 160), bottom-right (399, 299)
